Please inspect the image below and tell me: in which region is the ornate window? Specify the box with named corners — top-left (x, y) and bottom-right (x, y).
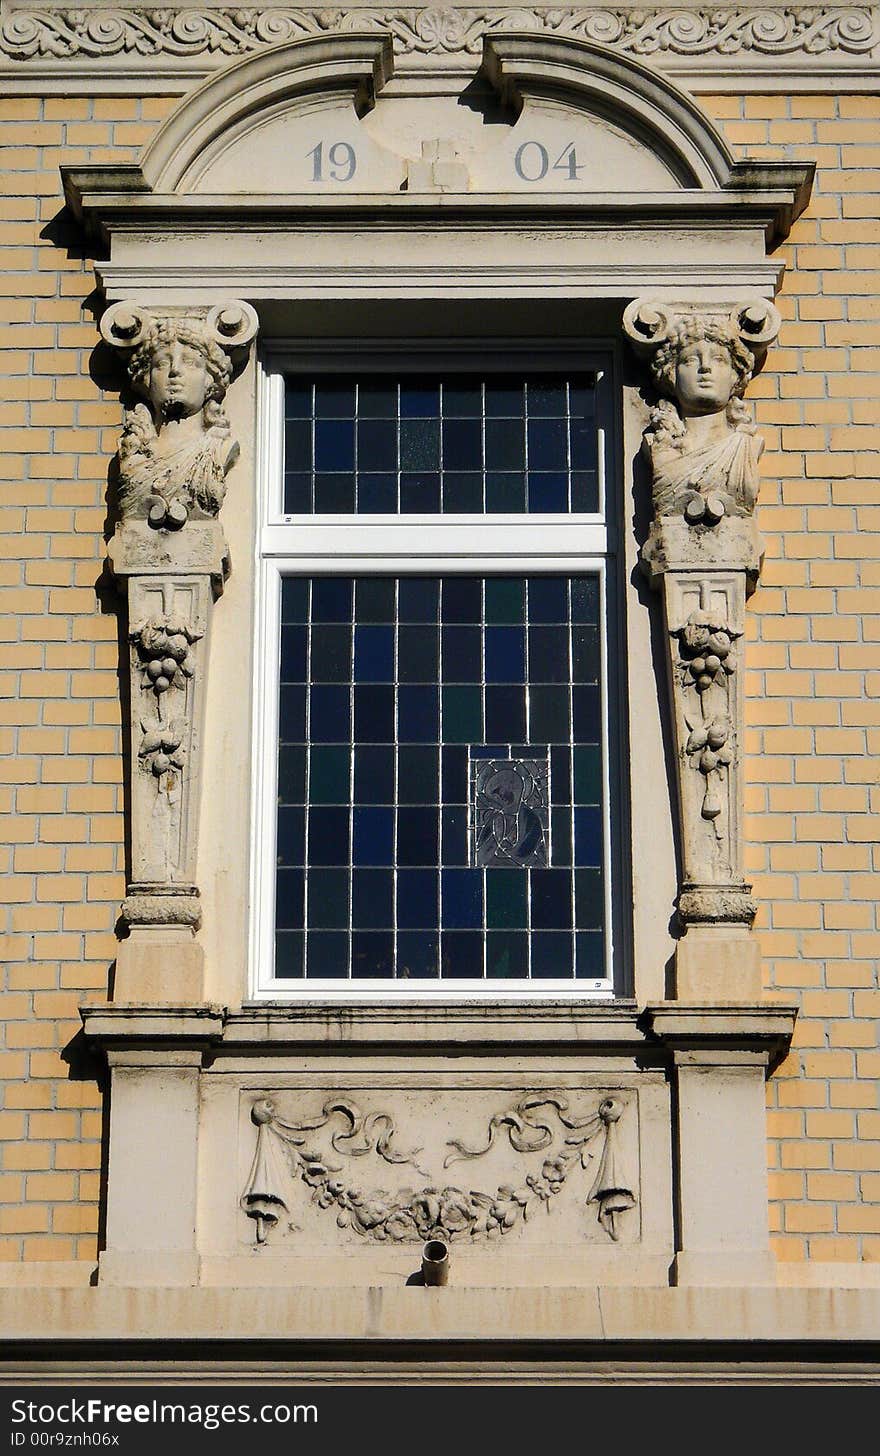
top-left (250, 351), bottom-right (623, 995)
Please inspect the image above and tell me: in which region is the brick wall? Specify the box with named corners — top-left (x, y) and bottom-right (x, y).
top-left (0, 84), bottom-right (877, 1266)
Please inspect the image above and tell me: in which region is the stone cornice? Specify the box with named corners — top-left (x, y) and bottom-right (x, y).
top-left (1, 5), bottom-right (878, 92)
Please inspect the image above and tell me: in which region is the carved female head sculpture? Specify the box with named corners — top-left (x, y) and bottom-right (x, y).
top-left (623, 299), bottom-right (780, 525)
top-left (101, 300), bottom-right (258, 529)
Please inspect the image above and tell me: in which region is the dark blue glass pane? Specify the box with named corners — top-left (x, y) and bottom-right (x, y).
top-left (278, 745), bottom-right (306, 804)
top-left (400, 380), bottom-right (440, 418)
top-left (441, 931), bottom-right (483, 977)
top-left (441, 625), bottom-right (481, 683)
top-left (352, 868), bottom-right (393, 928)
top-left (441, 869), bottom-right (482, 929)
top-left (485, 380), bottom-right (523, 416)
top-left (306, 931), bottom-right (348, 977)
top-left (576, 868), bottom-right (604, 928)
top-left (314, 473), bottom-right (355, 513)
top-left (485, 684), bottom-right (525, 742)
top-left (355, 578), bottom-right (395, 622)
top-left (574, 807), bottom-right (602, 866)
top-left (400, 472), bottom-right (441, 513)
top-left (399, 625), bottom-right (438, 683)
top-left (399, 578), bottom-right (439, 622)
top-left (354, 745), bottom-right (394, 805)
top-left (441, 578), bottom-right (481, 624)
top-left (443, 379), bottom-right (482, 416)
top-left (570, 472), bottom-right (598, 513)
top-left (308, 867), bottom-right (349, 928)
top-left (397, 932), bottom-right (440, 979)
top-left (529, 687), bottom-right (570, 744)
top-left (275, 868), bottom-right (304, 929)
top-left (485, 626), bottom-right (525, 683)
top-left (532, 933), bottom-right (574, 979)
top-left (285, 382), bottom-right (311, 418)
top-left (357, 474), bottom-right (397, 513)
top-left (487, 931), bottom-right (528, 979)
top-left (485, 419), bottom-right (525, 471)
top-left (312, 578), bottom-right (353, 623)
top-left (397, 808), bottom-right (438, 866)
top-left (570, 419), bottom-right (596, 472)
top-left (280, 625), bottom-right (307, 683)
top-left (310, 625), bottom-right (352, 682)
top-left (400, 419), bottom-right (440, 471)
top-left (279, 685), bottom-right (306, 742)
top-left (571, 576), bottom-right (600, 624)
top-left (397, 869), bottom-right (438, 929)
top-left (573, 684), bottom-right (601, 742)
top-left (576, 930), bottom-right (605, 978)
top-left (573, 625), bottom-right (599, 683)
top-left (315, 380), bottom-right (355, 418)
top-left (570, 380), bottom-right (595, 417)
top-left (309, 685), bottom-right (350, 742)
top-left (309, 745), bottom-right (350, 804)
top-left (442, 418), bottom-right (482, 471)
top-left (308, 807), bottom-right (350, 865)
top-left (285, 419), bottom-right (312, 472)
top-left (528, 626), bottom-right (569, 683)
top-left (442, 472), bottom-right (483, 513)
top-left (530, 869), bottom-right (572, 929)
top-left (551, 745), bottom-right (572, 802)
top-left (527, 578), bottom-right (568, 623)
top-left (399, 687), bottom-right (440, 745)
top-left (441, 805), bottom-right (468, 864)
top-left (359, 381), bottom-right (397, 417)
top-left (314, 419), bottom-right (354, 472)
top-left (274, 931), bottom-right (304, 978)
top-left (355, 625), bottom-right (394, 682)
top-left (354, 684), bottom-right (395, 741)
top-left (551, 807), bottom-right (572, 866)
top-left (352, 807), bottom-right (393, 866)
top-left (486, 473), bottom-right (526, 512)
top-left (526, 378), bottom-right (566, 416)
top-left (527, 418), bottom-right (567, 472)
top-left (485, 578), bottom-right (525, 625)
top-left (398, 746), bottom-right (439, 804)
top-left (276, 806), bottom-right (305, 866)
top-left (442, 746), bottom-right (468, 803)
top-left (357, 419), bottom-right (397, 472)
top-left (527, 473), bottom-right (568, 513)
top-left (281, 577), bottom-right (309, 623)
top-left (352, 931), bottom-right (394, 979)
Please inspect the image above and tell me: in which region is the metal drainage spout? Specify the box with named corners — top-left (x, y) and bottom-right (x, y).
top-left (421, 1238), bottom-right (449, 1286)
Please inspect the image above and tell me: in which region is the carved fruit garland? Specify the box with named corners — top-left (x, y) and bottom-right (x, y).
top-left (131, 614), bottom-right (202, 782)
top-left (241, 1093), bottom-right (636, 1245)
top-left (674, 607), bottom-right (740, 835)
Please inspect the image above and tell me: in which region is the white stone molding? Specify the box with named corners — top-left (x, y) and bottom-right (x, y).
top-left (2, 5), bottom-right (878, 93)
top-left (100, 301), bottom-right (258, 985)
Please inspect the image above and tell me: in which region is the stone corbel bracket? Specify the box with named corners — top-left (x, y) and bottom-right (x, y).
top-left (623, 297), bottom-right (780, 993)
top-left (100, 299), bottom-right (258, 977)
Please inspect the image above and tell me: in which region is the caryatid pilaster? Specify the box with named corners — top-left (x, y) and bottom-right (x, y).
top-left (100, 299), bottom-right (258, 946)
top-left (623, 298), bottom-right (780, 962)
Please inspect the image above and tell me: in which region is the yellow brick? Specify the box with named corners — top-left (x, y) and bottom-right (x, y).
top-left (0, 1207), bottom-right (49, 1234)
top-left (25, 1172), bottom-right (76, 1201)
top-left (27, 1111), bottom-right (78, 1139)
top-left (52, 1204), bottom-right (99, 1235)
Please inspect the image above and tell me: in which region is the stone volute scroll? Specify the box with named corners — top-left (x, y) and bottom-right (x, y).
top-left (100, 300), bottom-right (258, 1002)
top-left (624, 298), bottom-right (780, 1001)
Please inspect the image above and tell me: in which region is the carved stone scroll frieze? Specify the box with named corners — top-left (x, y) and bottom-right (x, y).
top-left (241, 1091), bottom-right (637, 1245)
top-left (2, 6), bottom-right (877, 66)
top-left (624, 298), bottom-right (779, 932)
top-left (101, 300), bottom-right (258, 934)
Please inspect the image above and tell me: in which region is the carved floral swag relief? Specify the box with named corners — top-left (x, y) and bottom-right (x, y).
top-left (241, 1093), bottom-right (637, 1245)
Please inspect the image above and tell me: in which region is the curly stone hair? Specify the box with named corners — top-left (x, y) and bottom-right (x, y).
top-left (650, 315), bottom-right (755, 401)
top-left (126, 317), bottom-right (233, 419)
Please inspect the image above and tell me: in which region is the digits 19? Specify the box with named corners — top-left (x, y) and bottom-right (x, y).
top-left (307, 141), bottom-right (357, 183)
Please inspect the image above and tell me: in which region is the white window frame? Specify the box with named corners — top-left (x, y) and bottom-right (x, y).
top-left (248, 339), bottom-right (622, 1001)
